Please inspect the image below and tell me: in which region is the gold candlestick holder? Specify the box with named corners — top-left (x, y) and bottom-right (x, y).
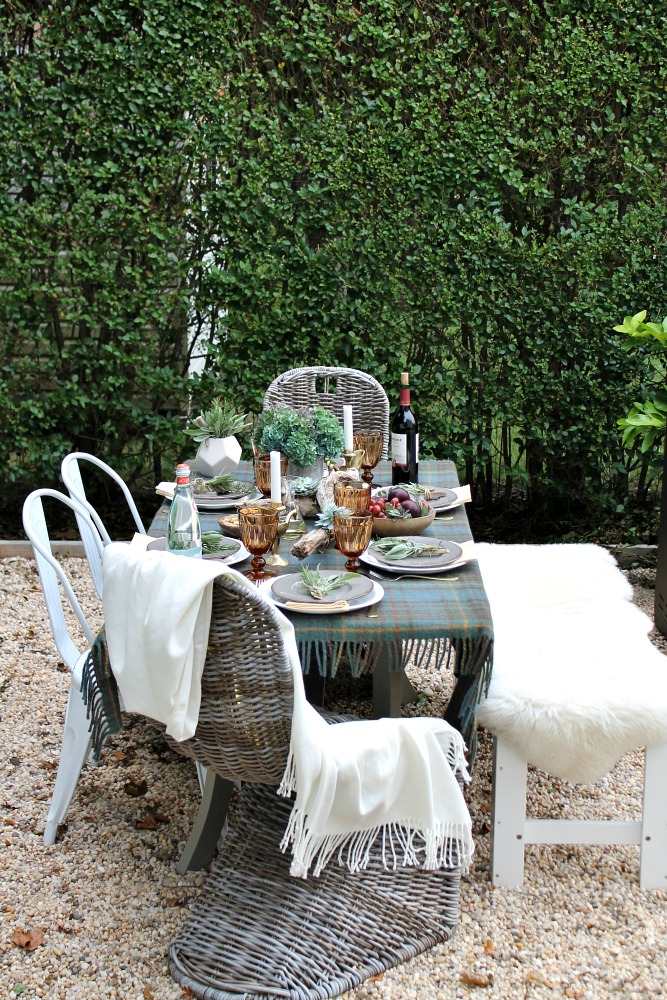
top-left (341, 448), bottom-right (365, 470)
top-left (261, 501), bottom-right (299, 567)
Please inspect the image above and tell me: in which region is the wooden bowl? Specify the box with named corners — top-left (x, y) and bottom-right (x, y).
top-left (219, 514), bottom-right (242, 538)
top-left (372, 507), bottom-right (436, 537)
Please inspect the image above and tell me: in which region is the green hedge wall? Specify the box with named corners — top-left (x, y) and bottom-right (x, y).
top-left (2, 1), bottom-right (667, 522)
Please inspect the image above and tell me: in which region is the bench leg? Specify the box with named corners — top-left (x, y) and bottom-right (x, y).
top-left (640, 742), bottom-right (667, 890)
top-left (490, 736), bottom-right (528, 887)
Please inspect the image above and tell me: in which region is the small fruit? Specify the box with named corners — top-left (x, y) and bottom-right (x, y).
top-left (400, 498), bottom-right (422, 517)
top-left (387, 487), bottom-right (410, 502)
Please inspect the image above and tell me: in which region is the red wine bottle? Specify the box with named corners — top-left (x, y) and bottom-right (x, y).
top-left (391, 372), bottom-right (419, 485)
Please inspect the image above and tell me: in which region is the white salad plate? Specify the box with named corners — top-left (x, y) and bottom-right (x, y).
top-left (147, 536), bottom-right (250, 564)
top-left (360, 541), bottom-right (465, 575)
top-left (194, 492), bottom-right (253, 511)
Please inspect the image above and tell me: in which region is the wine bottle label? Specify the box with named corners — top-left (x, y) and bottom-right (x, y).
top-left (391, 432), bottom-right (419, 466)
top-left (391, 432), bottom-right (407, 464)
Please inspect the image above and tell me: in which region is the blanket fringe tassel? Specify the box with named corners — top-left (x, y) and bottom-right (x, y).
top-left (279, 806), bottom-right (473, 879)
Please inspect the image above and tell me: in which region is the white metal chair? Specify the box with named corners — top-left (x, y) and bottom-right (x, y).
top-left (61, 452), bottom-right (146, 597)
top-left (475, 542), bottom-right (667, 890)
top-left (22, 488), bottom-right (106, 845)
top-left (263, 366), bottom-right (391, 459)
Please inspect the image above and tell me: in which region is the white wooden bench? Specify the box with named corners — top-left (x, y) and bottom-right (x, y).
top-left (475, 543), bottom-right (667, 890)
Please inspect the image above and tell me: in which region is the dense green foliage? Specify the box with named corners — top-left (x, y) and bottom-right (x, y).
top-left (2, 0), bottom-right (667, 530)
top-left (255, 404), bottom-right (345, 465)
top-left (617, 310), bottom-right (667, 454)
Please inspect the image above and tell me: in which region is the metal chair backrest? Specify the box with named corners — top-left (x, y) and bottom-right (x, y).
top-left (61, 452), bottom-right (146, 597)
top-left (22, 489), bottom-right (101, 669)
top-left (166, 575), bottom-right (294, 785)
top-left (263, 366), bottom-right (390, 459)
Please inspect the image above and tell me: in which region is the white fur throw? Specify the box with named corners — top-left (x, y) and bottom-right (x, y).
top-left (475, 543), bottom-right (667, 784)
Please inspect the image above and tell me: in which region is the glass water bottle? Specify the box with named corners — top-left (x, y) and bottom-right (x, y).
top-left (167, 463), bottom-right (202, 558)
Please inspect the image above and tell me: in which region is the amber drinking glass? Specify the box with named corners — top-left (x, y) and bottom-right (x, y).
top-left (332, 510), bottom-right (374, 572)
top-left (253, 454), bottom-right (288, 498)
top-left (238, 506), bottom-right (279, 581)
top-left (333, 480), bottom-right (371, 511)
top-left (353, 431), bottom-right (383, 485)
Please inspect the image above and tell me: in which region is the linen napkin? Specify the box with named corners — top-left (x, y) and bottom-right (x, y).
top-left (434, 483), bottom-right (471, 511)
top-left (155, 481), bottom-right (176, 500)
top-left (440, 537), bottom-right (476, 570)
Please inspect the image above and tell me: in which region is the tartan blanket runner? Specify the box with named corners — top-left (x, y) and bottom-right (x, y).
top-left (80, 628), bottom-right (122, 757)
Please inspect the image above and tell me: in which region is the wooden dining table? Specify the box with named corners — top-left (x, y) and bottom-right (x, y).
top-left (148, 459), bottom-right (494, 760)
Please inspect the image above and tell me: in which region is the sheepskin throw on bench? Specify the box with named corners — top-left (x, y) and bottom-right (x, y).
top-left (475, 542), bottom-right (667, 784)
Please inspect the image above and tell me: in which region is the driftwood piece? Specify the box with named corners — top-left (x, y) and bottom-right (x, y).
top-left (296, 496), bottom-right (319, 519)
top-left (290, 528), bottom-right (332, 560)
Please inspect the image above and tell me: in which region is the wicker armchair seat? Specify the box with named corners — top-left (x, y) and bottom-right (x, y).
top-left (169, 784), bottom-right (462, 1000)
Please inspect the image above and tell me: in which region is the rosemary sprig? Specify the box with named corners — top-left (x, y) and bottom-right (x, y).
top-left (201, 531), bottom-right (239, 556)
top-left (372, 538), bottom-right (447, 560)
top-left (299, 564), bottom-right (357, 600)
top-left (192, 473), bottom-right (248, 495)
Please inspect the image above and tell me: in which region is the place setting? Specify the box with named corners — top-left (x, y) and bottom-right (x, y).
top-left (146, 533), bottom-right (251, 565)
top-left (360, 537), bottom-right (475, 578)
top-left (258, 506), bottom-right (385, 614)
top-left (155, 471), bottom-right (256, 511)
top-left (259, 566), bottom-right (384, 615)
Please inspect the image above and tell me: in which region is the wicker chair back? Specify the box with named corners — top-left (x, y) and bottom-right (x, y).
top-left (165, 574), bottom-right (294, 785)
top-left (263, 365), bottom-right (390, 459)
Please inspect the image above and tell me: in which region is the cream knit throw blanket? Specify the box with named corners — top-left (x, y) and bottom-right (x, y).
top-left (103, 538), bottom-right (474, 877)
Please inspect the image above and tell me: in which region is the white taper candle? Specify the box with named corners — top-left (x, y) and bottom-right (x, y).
top-left (343, 405), bottom-right (354, 451)
top-left (270, 451), bottom-right (282, 504)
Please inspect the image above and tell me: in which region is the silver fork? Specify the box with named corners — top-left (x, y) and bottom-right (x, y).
top-left (388, 574), bottom-right (459, 582)
top-left (363, 569), bottom-right (459, 583)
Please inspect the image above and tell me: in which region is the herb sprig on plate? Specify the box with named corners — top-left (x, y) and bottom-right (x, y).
top-left (299, 564), bottom-right (357, 600)
top-left (192, 473), bottom-right (248, 495)
top-left (372, 538), bottom-right (447, 560)
top-left (201, 531), bottom-right (239, 556)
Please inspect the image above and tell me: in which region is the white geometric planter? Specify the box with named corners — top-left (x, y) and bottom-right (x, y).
top-left (195, 436), bottom-right (242, 477)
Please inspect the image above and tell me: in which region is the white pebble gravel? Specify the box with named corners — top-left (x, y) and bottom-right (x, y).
top-left (0, 556), bottom-right (665, 999)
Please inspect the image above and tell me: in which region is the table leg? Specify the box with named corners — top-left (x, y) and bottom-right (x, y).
top-left (372, 663), bottom-right (418, 718)
top-left (444, 673), bottom-right (479, 759)
top-left (176, 771), bottom-right (235, 874)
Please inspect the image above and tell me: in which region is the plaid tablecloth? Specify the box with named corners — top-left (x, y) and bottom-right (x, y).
top-left (150, 460), bottom-right (494, 754)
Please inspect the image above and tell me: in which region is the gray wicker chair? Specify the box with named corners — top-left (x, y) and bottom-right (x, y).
top-left (263, 366), bottom-right (391, 459)
top-left (165, 575), bottom-right (465, 1000)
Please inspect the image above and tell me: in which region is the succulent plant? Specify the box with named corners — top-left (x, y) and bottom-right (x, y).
top-left (185, 399), bottom-right (252, 443)
top-left (253, 404), bottom-right (345, 466)
top-left (314, 504), bottom-right (352, 530)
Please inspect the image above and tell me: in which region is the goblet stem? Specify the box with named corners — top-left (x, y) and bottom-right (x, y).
top-left (344, 557), bottom-right (361, 572)
top-left (361, 466), bottom-right (373, 484)
top-left (246, 554), bottom-right (276, 581)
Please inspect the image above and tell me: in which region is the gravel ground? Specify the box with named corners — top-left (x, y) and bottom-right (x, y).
top-left (1, 556), bottom-right (666, 1000)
